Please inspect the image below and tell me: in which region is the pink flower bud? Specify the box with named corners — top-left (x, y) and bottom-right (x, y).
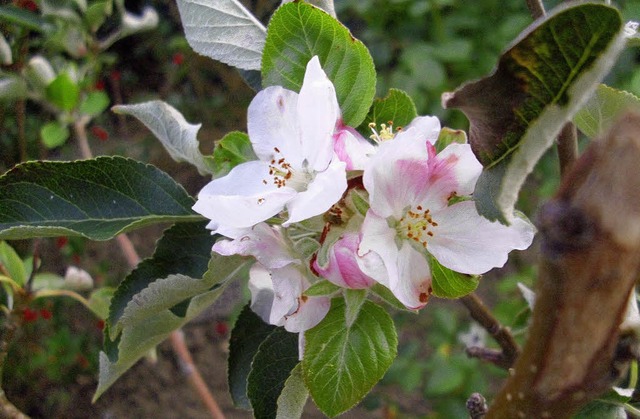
top-left (314, 233), bottom-right (375, 289)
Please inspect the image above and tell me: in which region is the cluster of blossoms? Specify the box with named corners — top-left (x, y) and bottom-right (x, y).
top-left (193, 57), bottom-right (535, 350)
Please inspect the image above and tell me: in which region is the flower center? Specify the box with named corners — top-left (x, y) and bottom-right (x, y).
top-left (263, 147), bottom-right (311, 191)
top-left (368, 121), bottom-right (400, 143)
top-left (397, 205), bottom-right (438, 248)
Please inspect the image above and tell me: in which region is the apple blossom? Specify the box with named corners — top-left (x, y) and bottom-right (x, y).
top-left (358, 116), bottom-right (535, 309)
top-left (192, 56), bottom-right (347, 235)
top-left (313, 230), bottom-right (375, 289)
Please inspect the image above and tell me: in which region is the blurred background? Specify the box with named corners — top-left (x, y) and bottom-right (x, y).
top-left (1, 0), bottom-right (640, 417)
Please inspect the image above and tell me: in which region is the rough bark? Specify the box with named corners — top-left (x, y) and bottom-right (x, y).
top-left (487, 113), bottom-right (640, 418)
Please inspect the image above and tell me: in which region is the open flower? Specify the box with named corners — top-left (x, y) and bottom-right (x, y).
top-left (193, 56), bottom-right (347, 235)
top-left (358, 116), bottom-right (535, 309)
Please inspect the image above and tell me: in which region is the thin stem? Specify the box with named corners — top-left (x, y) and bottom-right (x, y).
top-left (170, 330), bottom-right (226, 419)
top-left (557, 122), bottom-right (578, 177)
top-left (525, 0), bottom-right (545, 19)
top-left (72, 119), bottom-right (225, 418)
top-left (460, 293), bottom-right (520, 369)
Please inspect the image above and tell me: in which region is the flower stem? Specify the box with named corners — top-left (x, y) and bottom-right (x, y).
top-left (525, 0), bottom-right (545, 19)
top-left (460, 293), bottom-right (520, 369)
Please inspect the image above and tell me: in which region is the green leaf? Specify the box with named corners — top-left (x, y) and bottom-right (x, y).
top-left (442, 3), bottom-right (626, 223)
top-left (79, 91), bottom-right (110, 116)
top-left (87, 287), bottom-right (115, 319)
top-left (435, 127), bottom-right (467, 153)
top-left (40, 121), bottom-right (70, 149)
top-left (303, 279), bottom-right (340, 297)
top-left (276, 363), bottom-right (308, 419)
top-left (359, 88), bottom-right (418, 134)
top-left (228, 305), bottom-right (277, 409)
top-left (370, 283), bottom-right (407, 311)
top-left (0, 5), bottom-right (50, 32)
top-left (574, 399), bottom-right (626, 419)
top-left (175, 0), bottom-right (265, 71)
top-left (84, 0), bottom-right (112, 31)
top-left (303, 298), bottom-right (398, 417)
top-left (107, 221), bottom-right (217, 334)
top-left (248, 327), bottom-right (299, 419)
top-left (212, 131), bottom-right (257, 177)
top-left (113, 101), bottom-right (212, 176)
top-left (0, 157), bottom-right (201, 241)
top-left (574, 84), bottom-right (640, 139)
top-left (0, 241), bottom-right (27, 286)
top-left (343, 288), bottom-right (366, 328)
top-left (262, 2), bottom-right (376, 127)
top-left (94, 252), bottom-right (251, 401)
top-left (430, 256), bottom-right (479, 299)
top-left (0, 76), bottom-right (27, 101)
top-left (46, 73), bottom-right (80, 111)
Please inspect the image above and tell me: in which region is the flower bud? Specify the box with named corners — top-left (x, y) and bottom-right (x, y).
top-left (314, 232), bottom-right (375, 289)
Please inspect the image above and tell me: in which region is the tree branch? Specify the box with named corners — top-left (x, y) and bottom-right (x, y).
top-left (525, 0), bottom-right (545, 19)
top-left (486, 112), bottom-right (640, 418)
top-left (557, 122), bottom-right (578, 177)
top-left (460, 293), bottom-right (520, 369)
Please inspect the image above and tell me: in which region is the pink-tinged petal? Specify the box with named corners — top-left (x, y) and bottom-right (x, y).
top-left (298, 56), bottom-right (340, 171)
top-left (212, 223), bottom-right (298, 269)
top-left (192, 161), bottom-right (297, 232)
top-left (428, 201), bottom-right (536, 274)
top-left (284, 159), bottom-right (347, 226)
top-left (431, 143), bottom-right (482, 198)
top-left (283, 295), bottom-right (330, 333)
top-left (314, 232), bottom-right (375, 289)
top-left (333, 124), bottom-right (376, 170)
top-left (248, 263), bottom-right (275, 324)
top-left (395, 116), bottom-right (441, 144)
top-left (363, 129), bottom-right (432, 218)
top-left (357, 211), bottom-right (397, 289)
top-left (247, 86), bottom-right (304, 168)
top-left (390, 241), bottom-right (433, 310)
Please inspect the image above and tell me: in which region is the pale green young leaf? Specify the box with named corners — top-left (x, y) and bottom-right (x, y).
top-left (0, 157), bottom-right (201, 241)
top-left (113, 101), bottom-right (212, 175)
top-left (262, 2), bottom-right (376, 127)
top-left (574, 84), bottom-right (640, 139)
top-left (211, 131), bottom-right (257, 177)
top-left (40, 121), bottom-right (70, 149)
top-left (46, 73), bottom-right (80, 111)
top-left (343, 288), bottom-right (366, 328)
top-left (79, 91), bottom-right (110, 116)
top-left (443, 3), bottom-right (626, 223)
top-left (175, 0), bottom-right (265, 71)
top-left (0, 241), bottom-right (27, 287)
top-left (304, 279), bottom-right (340, 297)
top-left (303, 298), bottom-right (397, 417)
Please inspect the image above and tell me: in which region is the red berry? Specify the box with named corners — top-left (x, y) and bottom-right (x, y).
top-left (96, 319), bottom-right (105, 330)
top-left (17, 0), bottom-right (37, 11)
top-left (90, 126), bottom-right (109, 141)
top-left (172, 52), bottom-right (185, 66)
top-left (22, 308), bottom-right (38, 323)
top-left (56, 236), bottom-right (68, 249)
top-left (40, 309), bottom-right (53, 320)
top-left (214, 321), bottom-right (228, 336)
top-left (95, 80), bottom-right (106, 91)
top-left (110, 70), bottom-right (121, 81)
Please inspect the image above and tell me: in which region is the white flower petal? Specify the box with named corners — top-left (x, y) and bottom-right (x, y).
top-left (212, 223), bottom-right (298, 269)
top-left (284, 159), bottom-right (347, 226)
top-left (428, 201), bottom-right (535, 274)
top-left (333, 125), bottom-right (376, 170)
top-left (284, 295), bottom-right (330, 333)
top-left (297, 56), bottom-right (340, 171)
top-left (270, 265), bottom-right (305, 326)
top-left (248, 264), bottom-right (275, 324)
top-left (389, 241), bottom-right (432, 310)
top-left (358, 211), bottom-right (397, 288)
top-left (247, 86), bottom-right (304, 167)
top-left (396, 116), bottom-right (441, 144)
top-left (192, 161), bottom-right (296, 231)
